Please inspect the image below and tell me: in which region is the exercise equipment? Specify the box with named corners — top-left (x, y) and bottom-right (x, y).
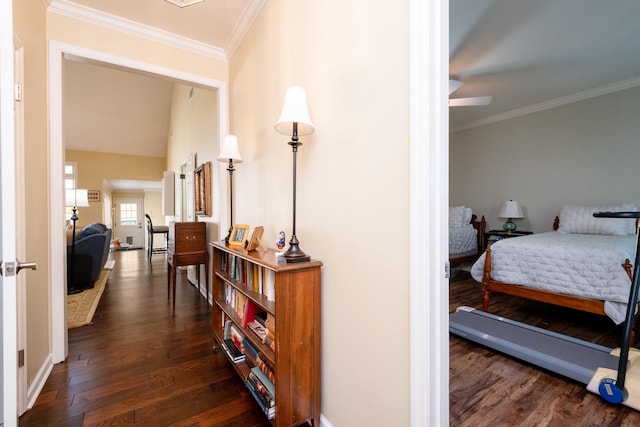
top-left (450, 211), bottom-right (640, 410)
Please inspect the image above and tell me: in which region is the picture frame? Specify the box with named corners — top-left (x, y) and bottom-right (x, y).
top-left (194, 161), bottom-right (212, 216)
top-left (228, 224), bottom-right (250, 247)
top-left (246, 226), bottom-right (266, 252)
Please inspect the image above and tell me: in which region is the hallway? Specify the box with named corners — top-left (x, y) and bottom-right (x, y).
top-left (19, 249), bottom-right (270, 426)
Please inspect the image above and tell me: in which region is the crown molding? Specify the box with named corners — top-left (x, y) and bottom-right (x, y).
top-left (225, 0), bottom-right (265, 59)
top-left (451, 75), bottom-right (640, 133)
top-left (48, 0), bottom-right (227, 62)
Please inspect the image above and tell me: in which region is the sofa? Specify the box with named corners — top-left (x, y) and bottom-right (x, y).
top-left (67, 222), bottom-right (112, 294)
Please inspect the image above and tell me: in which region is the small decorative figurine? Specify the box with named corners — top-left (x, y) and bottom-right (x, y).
top-left (276, 231), bottom-right (286, 250)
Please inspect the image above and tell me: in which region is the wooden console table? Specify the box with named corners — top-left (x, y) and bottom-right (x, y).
top-left (167, 222), bottom-right (208, 309)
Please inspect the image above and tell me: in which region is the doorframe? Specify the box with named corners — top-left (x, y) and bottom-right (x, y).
top-left (48, 41), bottom-right (229, 363)
top-left (408, 0), bottom-right (449, 425)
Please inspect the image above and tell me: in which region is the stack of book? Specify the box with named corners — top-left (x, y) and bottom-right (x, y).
top-left (246, 366), bottom-right (275, 419)
top-left (220, 339), bottom-right (245, 363)
top-left (222, 320), bottom-right (245, 363)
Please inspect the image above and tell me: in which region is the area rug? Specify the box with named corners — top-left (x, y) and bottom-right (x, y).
top-left (67, 268), bottom-right (110, 329)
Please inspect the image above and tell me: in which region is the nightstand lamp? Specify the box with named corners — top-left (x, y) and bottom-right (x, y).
top-left (499, 200), bottom-right (524, 233)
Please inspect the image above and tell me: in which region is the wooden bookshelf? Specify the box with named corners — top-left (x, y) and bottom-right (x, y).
top-left (210, 241), bottom-right (322, 426)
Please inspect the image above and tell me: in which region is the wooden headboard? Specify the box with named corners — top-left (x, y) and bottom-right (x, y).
top-left (471, 214), bottom-right (487, 252)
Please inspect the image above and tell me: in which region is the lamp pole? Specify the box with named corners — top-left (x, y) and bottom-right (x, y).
top-left (224, 159), bottom-right (235, 244)
top-left (282, 122), bottom-right (310, 263)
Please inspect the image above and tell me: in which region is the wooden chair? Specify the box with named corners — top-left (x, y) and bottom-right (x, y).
top-left (145, 214), bottom-right (169, 262)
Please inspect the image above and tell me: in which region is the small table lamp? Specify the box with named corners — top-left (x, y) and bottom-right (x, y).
top-left (65, 189), bottom-right (90, 293)
top-left (217, 135), bottom-right (243, 244)
top-left (499, 200), bottom-right (524, 233)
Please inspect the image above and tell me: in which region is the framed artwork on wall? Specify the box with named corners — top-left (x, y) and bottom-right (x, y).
top-left (194, 161), bottom-right (212, 216)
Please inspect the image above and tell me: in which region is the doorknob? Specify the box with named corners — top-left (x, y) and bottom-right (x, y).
top-left (0, 259), bottom-right (37, 276)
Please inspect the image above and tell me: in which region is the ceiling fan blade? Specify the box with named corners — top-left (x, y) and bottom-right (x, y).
top-left (449, 96), bottom-right (492, 107)
top-left (449, 79), bottom-right (463, 95)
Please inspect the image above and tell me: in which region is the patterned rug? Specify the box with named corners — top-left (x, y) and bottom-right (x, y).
top-left (67, 268), bottom-right (111, 329)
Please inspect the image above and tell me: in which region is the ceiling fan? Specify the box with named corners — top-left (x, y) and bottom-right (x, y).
top-left (449, 80), bottom-right (492, 107)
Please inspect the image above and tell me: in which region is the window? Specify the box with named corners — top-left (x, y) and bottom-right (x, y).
top-left (119, 203), bottom-right (138, 226)
top-left (65, 162), bottom-right (78, 220)
top-left (64, 162), bottom-right (77, 189)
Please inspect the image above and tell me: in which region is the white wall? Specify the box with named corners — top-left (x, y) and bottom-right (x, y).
top-left (450, 86), bottom-right (640, 232)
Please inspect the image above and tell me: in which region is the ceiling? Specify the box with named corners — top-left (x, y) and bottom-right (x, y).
top-left (449, 0), bottom-right (640, 131)
top-left (56, 0), bottom-right (640, 189)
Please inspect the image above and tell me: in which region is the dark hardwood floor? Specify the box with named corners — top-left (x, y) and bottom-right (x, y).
top-left (450, 270), bottom-right (640, 426)
top-left (19, 249), bottom-right (271, 427)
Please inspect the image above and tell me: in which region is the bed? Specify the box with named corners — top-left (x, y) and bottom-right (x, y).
top-left (470, 204), bottom-right (638, 326)
top-left (449, 205), bottom-right (486, 266)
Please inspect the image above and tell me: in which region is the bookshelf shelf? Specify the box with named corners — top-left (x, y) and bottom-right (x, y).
top-left (210, 241), bottom-right (322, 426)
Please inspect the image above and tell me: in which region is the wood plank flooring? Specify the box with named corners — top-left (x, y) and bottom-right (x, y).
top-left (449, 270), bottom-right (640, 426)
top-left (19, 249), bottom-right (271, 427)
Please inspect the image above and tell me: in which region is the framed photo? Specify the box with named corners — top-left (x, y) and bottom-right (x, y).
top-left (229, 224), bottom-right (250, 247)
top-left (246, 226), bottom-right (265, 252)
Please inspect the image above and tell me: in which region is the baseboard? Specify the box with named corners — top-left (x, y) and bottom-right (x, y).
top-left (27, 352), bottom-right (54, 410)
top-left (321, 414), bottom-right (333, 427)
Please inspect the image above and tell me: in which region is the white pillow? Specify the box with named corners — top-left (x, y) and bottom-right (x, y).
top-left (449, 205), bottom-right (466, 228)
top-left (557, 203), bottom-right (638, 236)
top-left (462, 207), bottom-right (473, 227)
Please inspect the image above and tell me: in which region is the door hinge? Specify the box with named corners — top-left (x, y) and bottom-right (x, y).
top-left (14, 83), bottom-right (23, 101)
top-left (18, 349), bottom-right (25, 367)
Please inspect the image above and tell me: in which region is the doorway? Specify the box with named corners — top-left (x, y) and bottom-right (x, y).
top-left (113, 198), bottom-right (144, 249)
top-left (49, 42), bottom-right (229, 364)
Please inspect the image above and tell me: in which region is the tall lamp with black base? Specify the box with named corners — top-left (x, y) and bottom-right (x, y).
top-left (65, 188), bottom-right (89, 294)
top-left (275, 86), bottom-right (314, 263)
top-left (217, 134), bottom-right (242, 243)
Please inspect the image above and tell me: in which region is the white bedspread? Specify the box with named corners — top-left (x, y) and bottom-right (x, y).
top-left (449, 227), bottom-right (477, 256)
top-left (470, 232), bottom-right (637, 324)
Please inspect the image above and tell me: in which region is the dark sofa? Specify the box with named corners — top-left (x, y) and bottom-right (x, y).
top-left (67, 222), bottom-right (112, 294)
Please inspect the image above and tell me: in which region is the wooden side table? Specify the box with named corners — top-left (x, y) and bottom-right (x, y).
top-left (167, 250), bottom-right (209, 309)
top-left (485, 229), bottom-right (533, 248)
top-left (167, 221), bottom-right (208, 309)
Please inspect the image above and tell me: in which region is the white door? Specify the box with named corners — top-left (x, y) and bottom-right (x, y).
top-left (114, 198), bottom-right (145, 249)
top-left (1, 1), bottom-right (19, 423)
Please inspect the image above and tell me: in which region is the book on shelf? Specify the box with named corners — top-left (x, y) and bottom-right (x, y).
top-left (265, 313), bottom-right (276, 336)
top-left (242, 300), bottom-right (261, 328)
top-left (257, 354), bottom-right (276, 384)
top-left (250, 366), bottom-right (275, 398)
top-left (228, 323), bottom-right (245, 354)
top-left (247, 320), bottom-right (267, 341)
top-left (221, 339), bottom-right (245, 363)
top-left (264, 269), bottom-right (275, 302)
top-left (254, 311), bottom-right (267, 327)
top-left (243, 336), bottom-right (259, 360)
top-left (246, 375), bottom-right (275, 419)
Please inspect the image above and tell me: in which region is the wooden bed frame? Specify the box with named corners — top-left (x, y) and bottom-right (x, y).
top-left (450, 214), bottom-right (487, 266)
top-left (481, 216), bottom-right (635, 330)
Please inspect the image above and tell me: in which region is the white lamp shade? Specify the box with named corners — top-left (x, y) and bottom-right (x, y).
top-left (218, 135), bottom-right (243, 162)
top-left (499, 200), bottom-right (524, 219)
top-left (65, 189), bottom-right (90, 208)
top-left (274, 86), bottom-right (315, 136)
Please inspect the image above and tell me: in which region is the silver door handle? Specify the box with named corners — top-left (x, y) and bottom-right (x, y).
top-left (0, 260), bottom-right (37, 276)
top-left (17, 261), bottom-right (37, 274)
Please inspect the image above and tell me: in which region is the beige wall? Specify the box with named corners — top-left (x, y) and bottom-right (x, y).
top-left (165, 83), bottom-right (220, 276)
top-left (19, 1), bottom-right (412, 423)
top-left (13, 0), bottom-right (51, 385)
top-left (65, 150), bottom-right (166, 226)
top-left (450, 86), bottom-right (640, 233)
top-left (229, 1), bottom-right (410, 425)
